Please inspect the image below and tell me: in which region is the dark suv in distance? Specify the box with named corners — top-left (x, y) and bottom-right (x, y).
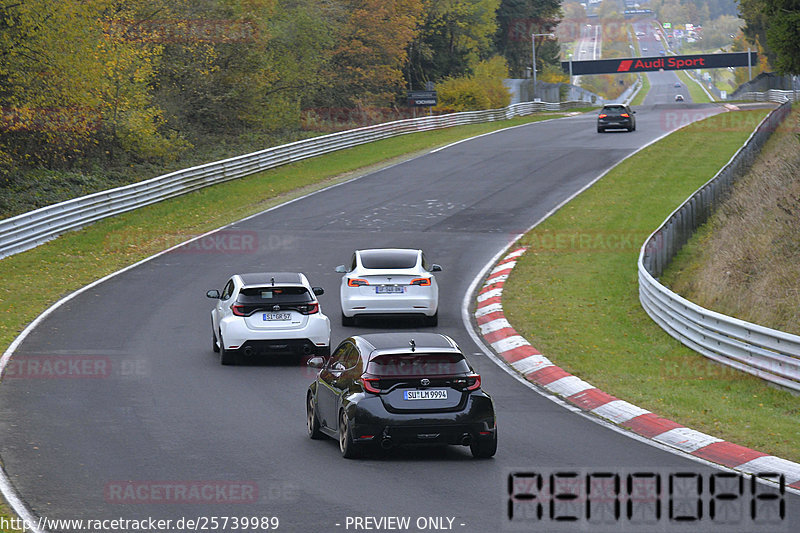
top-left (306, 332), bottom-right (497, 459)
top-left (597, 104), bottom-right (636, 132)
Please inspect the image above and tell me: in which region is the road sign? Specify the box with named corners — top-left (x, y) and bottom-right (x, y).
top-left (561, 51), bottom-right (758, 76)
top-left (663, 22), bottom-right (672, 29)
top-left (408, 91), bottom-right (437, 107)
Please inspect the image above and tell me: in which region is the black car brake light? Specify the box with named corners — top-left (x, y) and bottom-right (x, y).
top-left (466, 373), bottom-right (481, 391)
top-left (361, 377), bottom-right (382, 394)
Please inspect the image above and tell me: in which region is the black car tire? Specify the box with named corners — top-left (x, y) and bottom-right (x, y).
top-left (597, 127), bottom-right (604, 133)
top-left (219, 333), bottom-right (237, 366)
top-left (341, 313), bottom-right (356, 327)
top-left (470, 431), bottom-right (497, 459)
top-left (424, 312), bottom-right (438, 327)
top-left (627, 125), bottom-right (633, 132)
top-left (307, 393), bottom-right (324, 440)
top-left (339, 410), bottom-right (361, 459)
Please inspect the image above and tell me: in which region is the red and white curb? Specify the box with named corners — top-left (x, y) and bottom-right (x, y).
top-left (475, 246), bottom-right (800, 491)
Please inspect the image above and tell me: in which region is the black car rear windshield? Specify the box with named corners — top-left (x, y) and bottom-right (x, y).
top-left (237, 287), bottom-right (312, 303)
top-left (360, 250), bottom-right (418, 269)
top-left (602, 106), bottom-right (626, 115)
top-left (367, 353), bottom-right (470, 377)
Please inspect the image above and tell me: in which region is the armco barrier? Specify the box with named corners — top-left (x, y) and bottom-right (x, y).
top-left (0, 101), bottom-right (583, 259)
top-left (638, 101), bottom-right (800, 391)
top-left (731, 89), bottom-right (798, 103)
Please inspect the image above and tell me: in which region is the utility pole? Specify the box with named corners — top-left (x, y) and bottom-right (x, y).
top-left (532, 32), bottom-right (555, 100)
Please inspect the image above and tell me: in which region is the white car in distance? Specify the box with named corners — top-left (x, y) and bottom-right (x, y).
top-left (336, 249), bottom-right (441, 327)
top-left (206, 272), bottom-right (331, 365)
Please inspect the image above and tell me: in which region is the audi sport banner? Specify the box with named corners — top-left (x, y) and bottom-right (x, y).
top-left (562, 51), bottom-right (757, 76)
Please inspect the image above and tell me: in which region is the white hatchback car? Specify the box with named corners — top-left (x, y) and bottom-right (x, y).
top-left (206, 272), bottom-right (331, 365)
top-left (335, 249), bottom-right (441, 327)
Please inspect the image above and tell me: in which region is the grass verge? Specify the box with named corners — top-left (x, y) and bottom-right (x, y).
top-left (630, 74), bottom-right (651, 106)
top-left (503, 109), bottom-right (800, 462)
top-left (0, 113), bottom-right (575, 353)
top-left (676, 70), bottom-right (713, 103)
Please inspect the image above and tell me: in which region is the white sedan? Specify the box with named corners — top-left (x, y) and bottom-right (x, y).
top-left (207, 272), bottom-right (331, 365)
top-left (335, 249), bottom-right (441, 326)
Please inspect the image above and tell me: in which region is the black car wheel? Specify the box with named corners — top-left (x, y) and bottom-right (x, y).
top-left (470, 431), bottom-right (497, 458)
top-left (597, 127), bottom-right (604, 133)
top-left (219, 332), bottom-right (236, 366)
top-left (307, 393), bottom-right (324, 440)
top-left (339, 410), bottom-right (360, 459)
top-left (341, 313), bottom-right (356, 327)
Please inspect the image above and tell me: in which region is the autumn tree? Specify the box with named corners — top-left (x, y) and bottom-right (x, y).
top-left (319, 0), bottom-right (424, 107)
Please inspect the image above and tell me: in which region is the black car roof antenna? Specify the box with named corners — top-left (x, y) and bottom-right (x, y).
top-left (409, 339), bottom-right (416, 352)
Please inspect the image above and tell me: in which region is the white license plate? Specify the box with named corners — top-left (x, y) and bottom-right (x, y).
top-left (376, 286), bottom-right (404, 294)
top-left (262, 312), bottom-right (292, 321)
top-left (404, 389), bottom-right (447, 400)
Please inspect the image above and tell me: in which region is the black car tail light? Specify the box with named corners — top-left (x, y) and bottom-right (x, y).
top-left (466, 373), bottom-right (481, 391)
top-left (620, 113), bottom-right (630, 118)
top-left (598, 113), bottom-right (607, 118)
top-left (361, 377), bottom-right (382, 394)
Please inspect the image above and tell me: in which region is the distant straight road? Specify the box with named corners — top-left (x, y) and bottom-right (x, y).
top-left (2, 77), bottom-right (794, 532)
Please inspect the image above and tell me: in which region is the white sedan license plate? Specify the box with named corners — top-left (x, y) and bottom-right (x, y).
top-left (376, 285), bottom-right (404, 294)
top-left (262, 312), bottom-right (291, 321)
top-left (404, 389), bottom-right (447, 400)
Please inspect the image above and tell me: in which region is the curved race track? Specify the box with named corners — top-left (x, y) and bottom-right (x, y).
top-left (1, 71), bottom-right (795, 532)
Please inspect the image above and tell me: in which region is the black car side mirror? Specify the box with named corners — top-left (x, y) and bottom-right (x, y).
top-left (206, 290), bottom-right (221, 299)
top-left (307, 357), bottom-right (325, 369)
top-left (312, 287), bottom-right (324, 296)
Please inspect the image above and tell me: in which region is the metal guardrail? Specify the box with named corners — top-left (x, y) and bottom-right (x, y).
top-left (732, 90), bottom-right (798, 103)
top-left (638, 101), bottom-right (800, 391)
top-left (0, 101), bottom-right (584, 259)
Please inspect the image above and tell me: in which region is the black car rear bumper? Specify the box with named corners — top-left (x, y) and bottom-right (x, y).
top-left (348, 393), bottom-right (496, 446)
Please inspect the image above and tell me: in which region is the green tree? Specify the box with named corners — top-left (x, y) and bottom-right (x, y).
top-left (409, 0), bottom-right (500, 87)
top-left (494, 0), bottom-right (561, 78)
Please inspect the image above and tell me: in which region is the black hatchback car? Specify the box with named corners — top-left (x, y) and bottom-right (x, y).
top-left (597, 104), bottom-right (636, 132)
top-left (306, 332), bottom-right (497, 459)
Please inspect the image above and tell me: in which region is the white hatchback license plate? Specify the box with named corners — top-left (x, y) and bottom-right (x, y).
top-left (376, 286), bottom-right (404, 294)
top-left (404, 390), bottom-right (447, 400)
top-left (262, 312), bottom-right (292, 321)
